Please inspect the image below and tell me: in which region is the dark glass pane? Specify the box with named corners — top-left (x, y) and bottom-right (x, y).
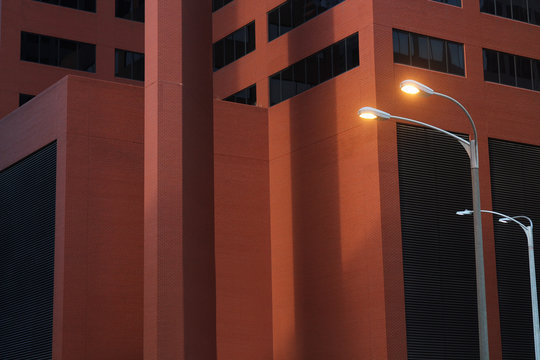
top-left (21, 32), bottom-right (39, 62)
top-left (305, 0), bottom-right (318, 20)
top-left (429, 37), bottom-right (447, 72)
top-left (495, 0), bottom-right (511, 18)
top-left (212, 0), bottom-right (222, 12)
top-left (233, 27), bottom-right (246, 59)
top-left (306, 54), bottom-right (319, 86)
top-left (533, 60), bottom-right (540, 91)
top-left (59, 39), bottom-right (78, 69)
top-left (132, 52), bottom-right (144, 81)
top-left (332, 39), bottom-right (346, 76)
top-left (483, 49), bottom-right (499, 83)
top-left (530, 1), bottom-right (540, 25)
top-left (133, 0), bottom-right (144, 22)
top-left (292, 0), bottom-right (304, 27)
top-left (318, 46), bottom-right (332, 82)
top-left (78, 43), bottom-right (95, 72)
top-left (446, 41), bottom-right (465, 76)
top-left (294, 60), bottom-right (310, 94)
top-left (60, 0), bottom-right (77, 8)
top-left (19, 94), bottom-right (35, 106)
top-left (268, 9), bottom-right (280, 41)
top-left (516, 56), bottom-right (532, 89)
top-left (270, 73), bottom-right (281, 106)
top-left (115, 50), bottom-right (131, 78)
top-left (480, 0), bottom-right (495, 14)
top-left (281, 66), bottom-right (296, 101)
top-left (279, 2), bottom-right (293, 36)
top-left (80, 0), bottom-right (96, 11)
top-left (512, 0), bottom-right (528, 22)
top-left (499, 52), bottom-right (516, 86)
top-left (433, 0), bottom-right (461, 6)
top-left (346, 33), bottom-right (359, 70)
top-left (116, 0), bottom-right (131, 18)
top-left (39, 36), bottom-right (59, 66)
top-left (224, 35), bottom-right (235, 64)
top-left (393, 29), bottom-right (410, 65)
top-left (213, 41), bottom-right (224, 70)
top-left (411, 34), bottom-right (429, 69)
top-left (246, 22), bottom-right (255, 53)
top-left (247, 85), bottom-right (256, 105)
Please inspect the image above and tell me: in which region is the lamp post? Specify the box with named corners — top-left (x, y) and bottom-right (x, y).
top-left (458, 209), bottom-right (539, 360)
top-left (358, 105), bottom-right (489, 360)
top-left (398, 79), bottom-right (489, 360)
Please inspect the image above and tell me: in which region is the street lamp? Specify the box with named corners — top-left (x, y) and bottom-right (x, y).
top-left (399, 79), bottom-right (489, 360)
top-left (358, 104), bottom-right (489, 359)
top-left (458, 209), bottom-right (539, 360)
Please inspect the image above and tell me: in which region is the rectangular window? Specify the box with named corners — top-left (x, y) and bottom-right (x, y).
top-left (267, 0), bottom-right (346, 41)
top-left (432, 0), bottom-right (461, 6)
top-left (115, 0), bottom-right (144, 22)
top-left (392, 29), bottom-right (465, 76)
top-left (115, 49), bottom-right (144, 81)
top-left (21, 31), bottom-right (96, 72)
top-left (34, 0), bottom-right (96, 12)
top-left (483, 48), bottom-right (540, 92)
top-left (213, 0), bottom-right (233, 11)
top-left (482, 0), bottom-right (540, 26)
top-left (213, 22), bottom-right (255, 71)
top-left (269, 32), bottom-right (358, 106)
top-left (19, 93), bottom-right (35, 106)
top-left (224, 84), bottom-right (256, 105)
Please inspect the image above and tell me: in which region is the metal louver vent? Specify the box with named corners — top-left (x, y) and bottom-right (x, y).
top-left (0, 141), bottom-right (56, 360)
top-left (489, 138), bottom-right (540, 359)
top-left (396, 124), bottom-right (479, 359)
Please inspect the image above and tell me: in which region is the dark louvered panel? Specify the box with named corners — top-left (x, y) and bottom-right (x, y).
top-left (0, 141), bottom-right (56, 360)
top-left (489, 138), bottom-right (540, 359)
top-left (397, 124), bottom-right (479, 359)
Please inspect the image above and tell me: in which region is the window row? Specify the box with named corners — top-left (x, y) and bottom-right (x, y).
top-left (213, 22), bottom-right (255, 70)
top-left (393, 29), bottom-right (465, 76)
top-left (33, 0), bottom-right (144, 22)
top-left (269, 32), bottom-right (358, 106)
top-left (483, 48), bottom-right (540, 91)
top-left (224, 84), bottom-right (257, 105)
top-left (268, 0), bottom-right (345, 41)
top-left (481, 0), bottom-right (540, 26)
top-left (21, 32), bottom-right (96, 72)
top-left (213, 0), bottom-right (233, 12)
top-left (432, 0), bottom-right (461, 6)
top-left (115, 49), bottom-right (145, 81)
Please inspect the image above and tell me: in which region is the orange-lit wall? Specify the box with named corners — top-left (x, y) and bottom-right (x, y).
top-left (0, 0), bottom-right (144, 118)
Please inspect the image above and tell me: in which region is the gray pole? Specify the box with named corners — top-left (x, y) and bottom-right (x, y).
top-left (526, 228), bottom-right (540, 360)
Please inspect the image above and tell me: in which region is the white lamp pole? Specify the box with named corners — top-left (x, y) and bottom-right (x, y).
top-left (458, 209), bottom-right (539, 360)
top-left (358, 105), bottom-right (488, 359)
top-left (399, 79), bottom-right (488, 360)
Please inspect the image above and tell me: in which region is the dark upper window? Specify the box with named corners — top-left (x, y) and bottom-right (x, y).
top-left (268, 0), bottom-right (346, 41)
top-left (20, 32), bottom-right (96, 72)
top-left (269, 32), bottom-right (358, 106)
top-left (116, 0), bottom-right (144, 22)
top-left (19, 94), bottom-right (35, 106)
top-left (392, 29), bottom-right (465, 76)
top-left (481, 0), bottom-right (540, 26)
top-left (213, 0), bottom-right (233, 11)
top-left (224, 84), bottom-right (257, 105)
top-left (115, 49), bottom-right (144, 81)
top-left (213, 22), bottom-right (255, 71)
top-left (34, 0), bottom-right (96, 12)
top-left (432, 0), bottom-right (461, 6)
top-left (483, 48), bottom-right (540, 91)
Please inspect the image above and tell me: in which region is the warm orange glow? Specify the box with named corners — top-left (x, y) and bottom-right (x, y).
top-left (359, 112), bottom-right (377, 120)
top-left (401, 84), bottom-right (420, 95)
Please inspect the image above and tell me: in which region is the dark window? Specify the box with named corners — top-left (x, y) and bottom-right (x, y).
top-left (533, 60), bottom-right (540, 91)
top-left (530, 1), bottom-right (540, 25)
top-left (480, 0), bottom-right (495, 14)
top-left (489, 139), bottom-right (540, 359)
top-left (499, 51), bottom-right (516, 86)
top-left (115, 0), bottom-right (144, 22)
top-left (19, 93), bottom-right (35, 106)
top-left (267, 0), bottom-right (346, 41)
top-left (34, 0), bottom-right (96, 12)
top-left (483, 48), bottom-right (500, 83)
top-left (213, 22), bottom-right (255, 70)
top-left (516, 56), bottom-right (532, 89)
top-left (0, 142), bottom-right (56, 360)
top-left (513, 0), bottom-right (529, 22)
top-left (269, 32), bottom-right (358, 106)
top-left (432, 0), bottom-right (461, 6)
top-left (482, 0), bottom-right (540, 26)
top-left (393, 29), bottom-right (465, 76)
top-left (21, 32), bottom-right (96, 72)
top-left (115, 49), bottom-right (144, 81)
top-left (224, 84), bottom-right (256, 105)
top-left (212, 0), bottom-right (233, 12)
top-left (496, 0), bottom-right (512, 18)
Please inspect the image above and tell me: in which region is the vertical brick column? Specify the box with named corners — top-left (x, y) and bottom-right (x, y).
top-left (144, 1), bottom-right (216, 359)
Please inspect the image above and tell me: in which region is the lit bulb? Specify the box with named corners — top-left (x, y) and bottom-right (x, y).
top-left (401, 85), bottom-right (420, 95)
top-left (359, 112), bottom-right (377, 120)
